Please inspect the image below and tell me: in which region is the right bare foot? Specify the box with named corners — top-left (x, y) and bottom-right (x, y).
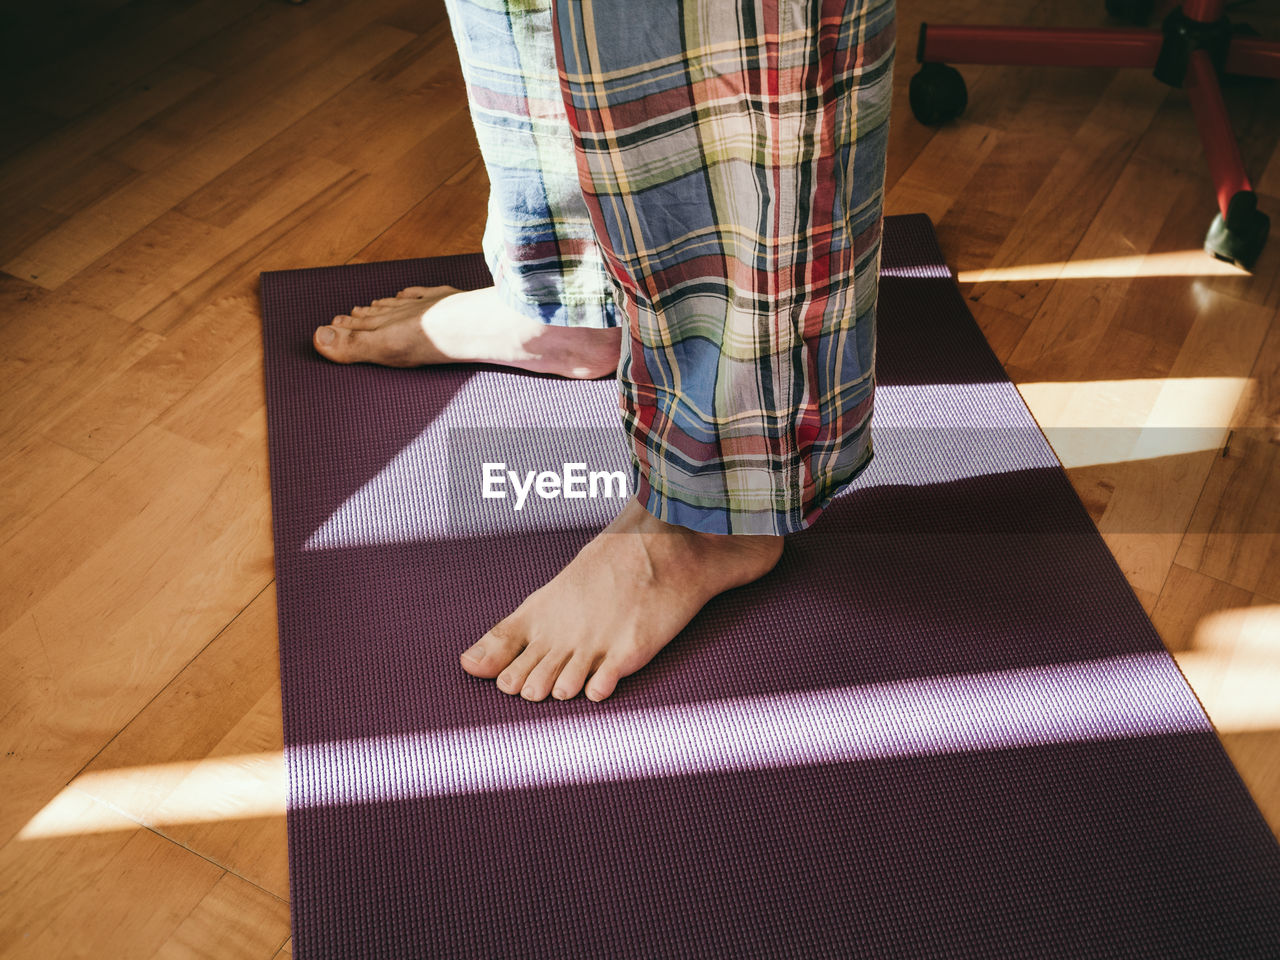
top-left (460, 497), bottom-right (785, 702)
top-left (313, 285), bottom-right (621, 379)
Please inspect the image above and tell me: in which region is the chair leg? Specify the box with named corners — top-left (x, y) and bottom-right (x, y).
top-left (1186, 49), bottom-right (1252, 216)
top-left (1186, 51), bottom-right (1270, 269)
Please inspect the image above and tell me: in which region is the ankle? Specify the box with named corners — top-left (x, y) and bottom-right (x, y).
top-left (627, 499), bottom-right (784, 568)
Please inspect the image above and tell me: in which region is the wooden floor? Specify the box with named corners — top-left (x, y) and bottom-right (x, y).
top-left (1, 0), bottom-right (1277, 955)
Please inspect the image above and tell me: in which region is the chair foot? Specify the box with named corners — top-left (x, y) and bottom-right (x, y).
top-left (909, 63), bottom-right (968, 126)
top-left (1204, 190), bottom-right (1270, 270)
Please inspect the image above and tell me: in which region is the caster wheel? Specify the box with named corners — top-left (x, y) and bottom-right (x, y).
top-left (1105, 0), bottom-right (1154, 25)
top-left (1205, 191), bottom-right (1270, 271)
top-left (909, 62), bottom-right (968, 126)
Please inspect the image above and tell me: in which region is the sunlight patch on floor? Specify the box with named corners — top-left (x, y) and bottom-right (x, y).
top-left (1176, 604), bottom-right (1280, 733)
top-left (1016, 376), bottom-right (1253, 467)
top-left (958, 249), bottom-right (1249, 283)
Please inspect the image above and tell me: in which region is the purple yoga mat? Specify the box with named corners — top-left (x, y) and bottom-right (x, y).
top-left (260, 214), bottom-right (1280, 959)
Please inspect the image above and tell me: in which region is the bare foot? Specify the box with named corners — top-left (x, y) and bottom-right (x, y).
top-left (313, 285), bottom-right (621, 379)
top-left (459, 498), bottom-right (784, 702)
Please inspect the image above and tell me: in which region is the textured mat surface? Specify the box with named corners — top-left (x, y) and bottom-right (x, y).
top-left (260, 214), bottom-right (1280, 959)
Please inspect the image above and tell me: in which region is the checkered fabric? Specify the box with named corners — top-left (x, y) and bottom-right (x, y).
top-left (449, 0), bottom-right (895, 534)
top-left (443, 0), bottom-right (619, 327)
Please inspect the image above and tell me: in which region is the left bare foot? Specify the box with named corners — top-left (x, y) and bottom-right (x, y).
top-left (313, 285), bottom-right (620, 379)
top-left (459, 497), bottom-right (784, 702)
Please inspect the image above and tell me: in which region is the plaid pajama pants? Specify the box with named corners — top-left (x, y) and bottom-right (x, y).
top-left (443, 0), bottom-right (895, 535)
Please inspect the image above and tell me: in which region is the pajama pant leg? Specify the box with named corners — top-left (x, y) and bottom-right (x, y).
top-left (442, 0), bottom-right (618, 327)
top-left (552, 0), bottom-right (895, 535)
top-left (444, 0), bottom-right (895, 534)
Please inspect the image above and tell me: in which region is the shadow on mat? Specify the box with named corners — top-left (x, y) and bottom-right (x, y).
top-left (276, 461), bottom-right (1163, 745)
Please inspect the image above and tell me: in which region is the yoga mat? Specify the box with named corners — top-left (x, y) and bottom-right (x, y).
top-left (260, 214), bottom-right (1280, 959)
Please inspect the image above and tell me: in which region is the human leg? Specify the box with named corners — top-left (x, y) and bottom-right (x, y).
top-left (555, 0), bottom-right (895, 535)
top-left (462, 0), bottom-right (896, 699)
top-left (313, 0), bottom-right (622, 374)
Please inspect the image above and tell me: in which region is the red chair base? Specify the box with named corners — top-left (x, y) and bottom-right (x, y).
top-left (913, 0), bottom-right (1275, 269)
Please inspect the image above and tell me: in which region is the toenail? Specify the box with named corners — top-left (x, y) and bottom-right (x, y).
top-left (463, 645), bottom-right (484, 662)
top-left (316, 326), bottom-right (336, 345)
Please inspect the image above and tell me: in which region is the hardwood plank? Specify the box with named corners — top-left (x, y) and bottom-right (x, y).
top-left (3, 22), bottom-right (417, 290)
top-left (1219, 727), bottom-right (1280, 840)
top-left (149, 872), bottom-right (289, 960)
top-left (351, 154), bottom-right (488, 263)
top-left (0, 154), bottom-right (138, 270)
top-left (94, 1), bottom-right (416, 179)
top-left (82, 586), bottom-right (280, 779)
top-left (2, 818), bottom-right (224, 959)
top-left (0, 436), bottom-right (99, 546)
top-left (158, 337), bottom-right (267, 454)
top-left (0, 426), bottom-right (272, 844)
top-left (63, 153), bottom-right (349, 325)
top-left (52, 210), bottom-right (222, 320)
top-left (966, 300), bottom-right (1032, 368)
top-left (180, 0), bottom-right (443, 78)
top-left (0, 792), bottom-right (172, 955)
top-left (1011, 284), bottom-right (1272, 606)
top-left (1174, 310), bottom-right (1280, 598)
top-left (131, 107), bottom-right (479, 334)
top-left (74, 588), bottom-right (288, 897)
top-left (934, 127), bottom-right (1067, 273)
top-left (43, 294), bottom-right (261, 462)
top-left (1152, 575), bottom-right (1280, 836)
top-left (151, 689), bottom-right (289, 899)
top-left (137, 0), bottom-right (427, 154)
top-left (0, 100), bottom-right (62, 166)
top-left (0, 205), bottom-right (69, 267)
top-left (0, 280), bottom-right (165, 450)
top-left (0, 61), bottom-right (217, 203)
top-left (966, 72), bottom-right (1168, 321)
top-left (72, 39), bottom-right (475, 330)
top-left (1169, 589), bottom-right (1280, 738)
top-left (1003, 161), bottom-right (1192, 378)
top-left (130, 169), bottom-right (365, 335)
top-left (883, 122), bottom-right (999, 225)
top-left (0, 425), bottom-right (216, 637)
top-left (1095, 288), bottom-right (1270, 601)
top-left (18, 0), bottom-right (262, 121)
top-left (1152, 563), bottom-right (1255, 655)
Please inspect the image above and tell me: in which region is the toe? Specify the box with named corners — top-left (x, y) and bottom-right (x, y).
top-left (551, 652), bottom-right (592, 701)
top-left (333, 312), bottom-right (380, 330)
top-left (314, 325), bottom-right (362, 363)
top-left (497, 644), bottom-right (545, 696)
top-left (585, 654), bottom-right (624, 702)
top-left (460, 625), bottom-right (524, 679)
top-left (398, 286), bottom-right (434, 299)
top-left (520, 649), bottom-right (571, 702)
top-left (353, 304), bottom-right (396, 318)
